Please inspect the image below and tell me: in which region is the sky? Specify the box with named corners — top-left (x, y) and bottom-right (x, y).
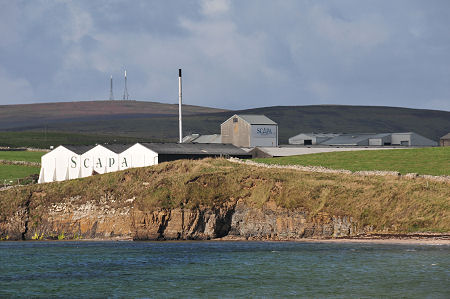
top-left (0, 0), bottom-right (449, 111)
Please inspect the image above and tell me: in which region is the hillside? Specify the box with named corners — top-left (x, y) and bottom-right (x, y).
top-left (0, 100), bottom-right (227, 130)
top-left (1, 101), bottom-right (449, 145)
top-left (41, 105), bottom-right (450, 143)
top-left (1, 159), bottom-right (449, 241)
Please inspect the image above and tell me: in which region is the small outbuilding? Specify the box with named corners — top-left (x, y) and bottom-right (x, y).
top-left (221, 114), bottom-right (278, 147)
top-left (439, 133), bottom-right (450, 146)
top-left (38, 145), bottom-right (94, 183)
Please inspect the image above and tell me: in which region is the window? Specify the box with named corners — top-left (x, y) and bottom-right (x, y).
top-left (233, 117), bottom-right (238, 123)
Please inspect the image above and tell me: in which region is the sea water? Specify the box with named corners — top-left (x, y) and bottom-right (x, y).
top-left (0, 241), bottom-right (448, 298)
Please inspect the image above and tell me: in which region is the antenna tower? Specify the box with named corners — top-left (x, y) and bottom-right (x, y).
top-left (123, 70), bottom-right (129, 100)
top-left (109, 75), bottom-right (114, 100)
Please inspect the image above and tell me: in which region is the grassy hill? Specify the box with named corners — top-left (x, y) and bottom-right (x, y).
top-left (0, 100), bottom-right (227, 130)
top-left (254, 147), bottom-right (450, 176)
top-left (1, 101), bottom-right (449, 146)
top-left (1, 158), bottom-right (449, 233)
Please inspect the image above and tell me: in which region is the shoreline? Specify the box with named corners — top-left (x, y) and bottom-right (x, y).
top-left (2, 236), bottom-right (449, 245)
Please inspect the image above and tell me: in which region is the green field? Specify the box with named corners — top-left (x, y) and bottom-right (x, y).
top-left (0, 150), bottom-right (45, 163)
top-left (0, 164), bottom-right (40, 182)
top-left (254, 147), bottom-right (450, 176)
top-left (0, 150), bottom-right (45, 183)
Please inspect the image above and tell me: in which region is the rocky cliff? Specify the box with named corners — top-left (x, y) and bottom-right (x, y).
top-left (1, 158), bottom-right (448, 241)
top-left (1, 196), bottom-right (364, 241)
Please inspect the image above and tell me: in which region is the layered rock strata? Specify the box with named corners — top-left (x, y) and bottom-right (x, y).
top-left (1, 197), bottom-right (364, 241)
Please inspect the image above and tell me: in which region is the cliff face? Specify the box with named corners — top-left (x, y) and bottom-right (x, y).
top-left (1, 195), bottom-right (365, 241)
top-left (1, 158), bottom-right (448, 241)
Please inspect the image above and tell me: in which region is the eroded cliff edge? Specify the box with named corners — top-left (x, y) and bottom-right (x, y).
top-left (1, 159), bottom-right (449, 240)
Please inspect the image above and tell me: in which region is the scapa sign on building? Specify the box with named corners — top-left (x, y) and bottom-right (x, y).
top-left (251, 125), bottom-right (277, 138)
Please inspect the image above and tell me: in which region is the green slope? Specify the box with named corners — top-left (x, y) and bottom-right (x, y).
top-left (255, 147), bottom-right (450, 176)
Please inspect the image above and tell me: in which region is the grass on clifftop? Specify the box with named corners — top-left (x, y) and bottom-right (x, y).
top-left (254, 147), bottom-right (450, 176)
top-left (0, 164), bottom-right (40, 182)
top-left (1, 158), bottom-right (449, 234)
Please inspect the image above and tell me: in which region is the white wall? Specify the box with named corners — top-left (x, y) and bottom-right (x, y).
top-left (250, 125), bottom-right (278, 147)
top-left (79, 145), bottom-right (119, 178)
top-left (39, 146), bottom-right (79, 183)
top-left (391, 133), bottom-right (411, 146)
top-left (119, 143), bottom-right (158, 169)
top-left (369, 138), bottom-right (382, 146)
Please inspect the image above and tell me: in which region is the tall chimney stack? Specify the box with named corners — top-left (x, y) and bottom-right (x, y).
top-left (178, 69), bottom-right (183, 143)
top-left (109, 75), bottom-right (114, 100)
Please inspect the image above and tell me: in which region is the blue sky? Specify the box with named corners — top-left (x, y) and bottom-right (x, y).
top-left (1, 0), bottom-right (449, 111)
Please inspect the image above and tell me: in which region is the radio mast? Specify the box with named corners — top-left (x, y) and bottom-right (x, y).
top-left (123, 70), bottom-right (129, 100)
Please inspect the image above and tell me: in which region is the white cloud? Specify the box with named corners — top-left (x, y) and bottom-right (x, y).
top-left (201, 0), bottom-right (231, 16)
top-left (62, 3), bottom-right (94, 43)
top-left (308, 5), bottom-right (390, 50)
top-left (0, 0), bottom-right (449, 111)
top-left (306, 80), bottom-right (334, 101)
top-left (0, 68), bottom-right (34, 104)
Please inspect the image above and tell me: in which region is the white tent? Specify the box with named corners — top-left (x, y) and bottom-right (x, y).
top-left (119, 143), bottom-right (158, 169)
top-left (38, 145), bottom-right (89, 183)
top-left (79, 145), bottom-right (131, 178)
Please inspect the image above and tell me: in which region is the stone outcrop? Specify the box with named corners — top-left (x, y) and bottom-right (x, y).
top-left (0, 196), bottom-right (367, 241)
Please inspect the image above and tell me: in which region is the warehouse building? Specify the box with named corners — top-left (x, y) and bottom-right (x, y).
top-left (221, 114), bottom-right (278, 147)
top-left (289, 133), bottom-right (339, 145)
top-left (288, 132), bottom-right (437, 147)
top-left (440, 133), bottom-right (450, 146)
top-left (38, 143), bottom-right (251, 183)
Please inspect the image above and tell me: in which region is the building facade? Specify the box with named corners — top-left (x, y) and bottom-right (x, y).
top-left (221, 114), bottom-right (278, 147)
top-left (288, 132), bottom-right (437, 147)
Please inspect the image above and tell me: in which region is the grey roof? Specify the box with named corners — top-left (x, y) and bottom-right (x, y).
top-left (61, 145), bottom-right (95, 155)
top-left (141, 142), bottom-right (250, 156)
top-left (234, 114), bottom-right (277, 125)
top-left (322, 134), bottom-right (373, 145)
top-left (440, 133), bottom-right (450, 140)
top-left (182, 134), bottom-right (200, 143)
top-left (101, 144), bottom-right (133, 153)
top-left (192, 134), bottom-right (222, 143)
top-left (290, 133), bottom-right (340, 138)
